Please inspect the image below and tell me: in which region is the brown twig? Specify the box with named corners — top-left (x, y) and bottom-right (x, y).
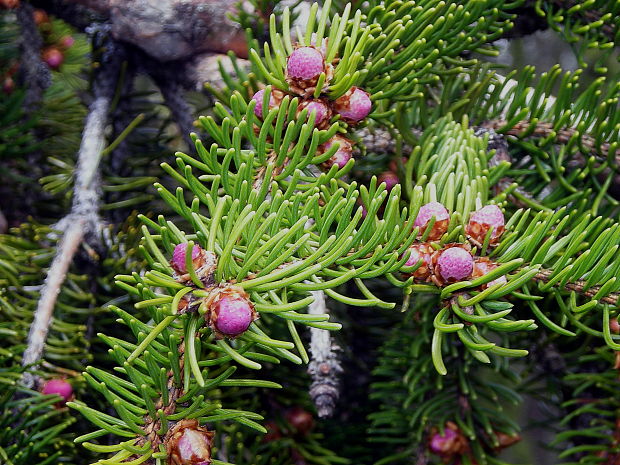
top-left (533, 269), bottom-right (619, 306)
top-left (482, 119), bottom-right (620, 166)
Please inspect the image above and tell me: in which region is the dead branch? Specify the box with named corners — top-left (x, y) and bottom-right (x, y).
top-left (20, 40), bottom-right (125, 389)
top-left (307, 290), bottom-right (343, 418)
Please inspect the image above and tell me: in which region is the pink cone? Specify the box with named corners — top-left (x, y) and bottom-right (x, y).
top-left (436, 247), bottom-right (473, 282)
top-left (287, 47), bottom-right (325, 81)
top-left (467, 204), bottom-right (505, 244)
top-left (429, 428), bottom-right (458, 454)
top-left (251, 89), bottom-right (275, 119)
top-left (172, 243), bottom-right (201, 274)
top-left (377, 172), bottom-right (399, 191)
top-left (299, 99), bottom-right (330, 126)
top-left (333, 87), bottom-right (372, 123)
top-left (414, 202), bottom-right (450, 240)
top-left (320, 135), bottom-right (353, 170)
top-left (213, 296), bottom-right (254, 336)
top-left (41, 379), bottom-right (73, 404)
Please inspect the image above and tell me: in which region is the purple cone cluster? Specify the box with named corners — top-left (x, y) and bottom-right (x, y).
top-left (250, 45), bottom-right (373, 172)
top-left (402, 202), bottom-right (508, 287)
top-left (169, 244), bottom-right (257, 339)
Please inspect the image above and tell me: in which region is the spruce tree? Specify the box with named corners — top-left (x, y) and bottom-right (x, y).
top-left (1, 0), bottom-right (620, 464)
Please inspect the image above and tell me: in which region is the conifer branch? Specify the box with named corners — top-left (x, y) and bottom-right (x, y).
top-left (548, 0), bottom-right (616, 41)
top-left (20, 42), bottom-right (124, 389)
top-left (533, 269), bottom-right (620, 306)
top-left (482, 119), bottom-right (620, 165)
top-left (308, 290), bottom-right (342, 418)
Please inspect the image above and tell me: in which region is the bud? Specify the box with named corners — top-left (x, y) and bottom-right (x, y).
top-left (60, 36), bottom-right (75, 49)
top-left (434, 246), bottom-right (473, 283)
top-left (42, 47), bottom-right (64, 70)
top-left (429, 423), bottom-right (469, 456)
top-left (3, 76), bottom-right (15, 95)
top-left (472, 257), bottom-right (507, 289)
top-left (414, 202), bottom-right (450, 241)
top-left (33, 9), bottom-right (50, 26)
top-left (297, 99), bottom-right (330, 128)
top-left (286, 46), bottom-right (330, 97)
top-left (402, 242), bottom-right (434, 280)
top-left (466, 204), bottom-right (505, 246)
top-left (167, 419), bottom-right (214, 465)
top-left (377, 171), bottom-right (399, 191)
top-left (41, 378), bottom-right (73, 405)
top-left (250, 88), bottom-right (284, 119)
top-left (0, 0), bottom-right (19, 9)
top-left (205, 286), bottom-right (257, 338)
top-left (319, 135), bottom-right (354, 170)
top-left (333, 86), bottom-right (372, 124)
top-left (172, 243), bottom-right (203, 274)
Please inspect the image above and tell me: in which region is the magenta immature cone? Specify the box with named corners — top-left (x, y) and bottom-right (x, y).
top-left (429, 428), bottom-right (458, 454)
top-left (402, 242), bottom-right (434, 280)
top-left (167, 419), bottom-right (214, 465)
top-left (41, 379), bottom-right (73, 404)
top-left (414, 202), bottom-right (450, 240)
top-left (333, 86), bottom-right (372, 123)
top-left (298, 99), bottom-right (330, 127)
top-left (435, 247), bottom-right (473, 282)
top-left (287, 47), bottom-right (325, 81)
top-left (213, 296), bottom-right (254, 336)
top-left (251, 89), bottom-right (273, 119)
top-left (472, 257), bottom-right (507, 289)
top-left (320, 135), bottom-right (354, 170)
top-left (206, 286), bottom-right (257, 338)
top-left (466, 204), bottom-right (505, 245)
top-left (172, 243), bottom-right (202, 274)
top-left (377, 171), bottom-right (400, 191)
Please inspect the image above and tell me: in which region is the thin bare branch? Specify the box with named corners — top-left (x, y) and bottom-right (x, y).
top-left (21, 220), bottom-right (84, 388)
top-left (307, 290), bottom-right (342, 418)
top-left (20, 42), bottom-right (124, 388)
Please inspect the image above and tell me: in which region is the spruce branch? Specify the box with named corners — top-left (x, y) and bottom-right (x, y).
top-left (534, 269), bottom-right (620, 306)
top-left (482, 119), bottom-right (620, 166)
top-left (20, 41), bottom-right (125, 389)
top-left (307, 290), bottom-right (342, 418)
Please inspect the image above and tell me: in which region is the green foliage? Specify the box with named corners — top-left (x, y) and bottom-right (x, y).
top-left (0, 387), bottom-right (76, 465)
top-left (369, 297), bottom-right (522, 465)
